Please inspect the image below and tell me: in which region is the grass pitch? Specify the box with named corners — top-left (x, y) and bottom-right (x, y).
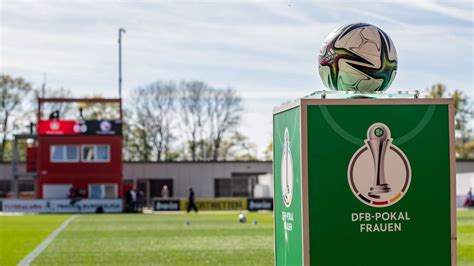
top-left (458, 210), bottom-right (474, 266)
top-left (0, 215), bottom-right (70, 265)
top-left (35, 213), bottom-right (273, 265)
top-left (0, 211), bottom-right (473, 265)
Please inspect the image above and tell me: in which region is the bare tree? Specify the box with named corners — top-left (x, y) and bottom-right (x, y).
top-left (0, 75), bottom-right (32, 161)
top-left (207, 88), bottom-right (242, 160)
top-left (129, 81), bottom-right (176, 161)
top-left (179, 81), bottom-right (243, 161)
top-left (127, 79), bottom-right (246, 162)
top-left (149, 82), bottom-right (176, 161)
top-left (179, 81), bottom-right (210, 161)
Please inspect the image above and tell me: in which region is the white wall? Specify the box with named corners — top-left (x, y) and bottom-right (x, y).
top-left (43, 184), bottom-right (71, 199)
top-left (123, 161), bottom-right (273, 198)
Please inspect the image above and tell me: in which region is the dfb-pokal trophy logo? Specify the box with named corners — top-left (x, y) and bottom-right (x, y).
top-left (348, 123), bottom-right (411, 208)
top-left (281, 128), bottom-right (293, 208)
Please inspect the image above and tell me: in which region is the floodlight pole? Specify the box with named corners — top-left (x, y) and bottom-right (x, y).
top-left (118, 28), bottom-right (126, 99)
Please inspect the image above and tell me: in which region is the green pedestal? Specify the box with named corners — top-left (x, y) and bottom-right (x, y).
top-left (273, 98), bottom-right (456, 266)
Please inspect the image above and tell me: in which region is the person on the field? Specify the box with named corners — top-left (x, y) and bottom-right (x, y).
top-left (187, 187), bottom-right (198, 213)
top-left (69, 186), bottom-right (80, 205)
top-left (68, 186), bottom-right (82, 212)
top-left (130, 189), bottom-right (137, 212)
top-left (161, 185), bottom-right (169, 198)
top-left (464, 188), bottom-right (473, 208)
top-left (125, 189), bottom-right (132, 212)
top-left (137, 189), bottom-right (144, 212)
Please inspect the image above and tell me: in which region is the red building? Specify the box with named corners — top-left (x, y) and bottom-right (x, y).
top-left (32, 98), bottom-right (123, 199)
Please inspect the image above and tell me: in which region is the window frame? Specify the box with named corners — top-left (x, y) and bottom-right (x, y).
top-left (81, 145), bottom-right (96, 162)
top-left (95, 145), bottom-right (111, 162)
top-left (50, 144), bottom-right (111, 163)
top-left (65, 145), bottom-right (80, 162)
top-left (88, 183), bottom-right (117, 199)
top-left (81, 144), bottom-right (111, 163)
top-left (50, 145), bottom-right (80, 163)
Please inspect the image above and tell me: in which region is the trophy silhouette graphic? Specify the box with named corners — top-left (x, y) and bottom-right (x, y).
top-left (282, 128), bottom-right (292, 207)
top-left (365, 123), bottom-right (392, 199)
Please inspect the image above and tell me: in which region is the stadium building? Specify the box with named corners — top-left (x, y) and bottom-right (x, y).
top-left (1, 161), bottom-right (272, 204)
top-left (11, 98), bottom-right (124, 200)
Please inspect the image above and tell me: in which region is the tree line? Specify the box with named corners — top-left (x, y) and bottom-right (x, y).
top-left (0, 74), bottom-right (258, 162)
top-left (124, 80), bottom-right (256, 161)
top-left (0, 74), bottom-right (473, 162)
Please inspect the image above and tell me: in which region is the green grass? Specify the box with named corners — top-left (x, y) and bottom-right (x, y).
top-left (0, 215), bottom-right (70, 265)
top-left (458, 210), bottom-right (474, 266)
top-left (0, 211), bottom-right (473, 265)
top-left (34, 213), bottom-right (274, 266)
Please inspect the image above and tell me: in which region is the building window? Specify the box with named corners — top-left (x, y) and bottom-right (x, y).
top-left (82, 145), bottom-right (110, 162)
top-left (215, 175), bottom-right (259, 197)
top-left (82, 145), bottom-right (95, 161)
top-left (51, 145), bottom-right (79, 162)
top-left (18, 180), bottom-right (36, 199)
top-left (90, 184), bottom-right (102, 198)
top-left (89, 184), bottom-right (117, 199)
top-left (214, 178), bottom-right (231, 197)
top-left (96, 145), bottom-right (110, 161)
top-left (104, 184), bottom-right (116, 198)
top-left (0, 180), bottom-right (11, 198)
top-left (66, 146), bottom-right (78, 161)
top-left (51, 146), bottom-right (64, 161)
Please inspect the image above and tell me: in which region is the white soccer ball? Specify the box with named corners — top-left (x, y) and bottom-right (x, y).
top-left (238, 214), bottom-right (247, 223)
top-left (318, 23), bottom-right (397, 92)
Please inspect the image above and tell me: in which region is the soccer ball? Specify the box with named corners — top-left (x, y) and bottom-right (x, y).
top-left (318, 23), bottom-right (397, 92)
top-left (238, 214), bottom-right (247, 223)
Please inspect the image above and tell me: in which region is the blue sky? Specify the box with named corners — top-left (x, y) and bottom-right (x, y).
top-left (1, 0), bottom-right (473, 156)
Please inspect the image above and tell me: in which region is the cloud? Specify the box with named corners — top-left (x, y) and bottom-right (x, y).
top-left (395, 0), bottom-right (473, 23)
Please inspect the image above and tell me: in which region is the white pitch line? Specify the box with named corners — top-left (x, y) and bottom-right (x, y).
top-left (18, 215), bottom-right (77, 266)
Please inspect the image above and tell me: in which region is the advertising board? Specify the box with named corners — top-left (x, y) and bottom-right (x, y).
top-left (0, 199), bottom-right (122, 213)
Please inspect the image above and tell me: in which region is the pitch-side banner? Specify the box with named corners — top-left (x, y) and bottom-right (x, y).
top-left (0, 199), bottom-right (122, 213)
top-left (153, 199), bottom-right (181, 211)
top-left (153, 198), bottom-right (248, 211)
top-left (247, 198), bottom-right (273, 211)
top-left (193, 198), bottom-right (247, 210)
